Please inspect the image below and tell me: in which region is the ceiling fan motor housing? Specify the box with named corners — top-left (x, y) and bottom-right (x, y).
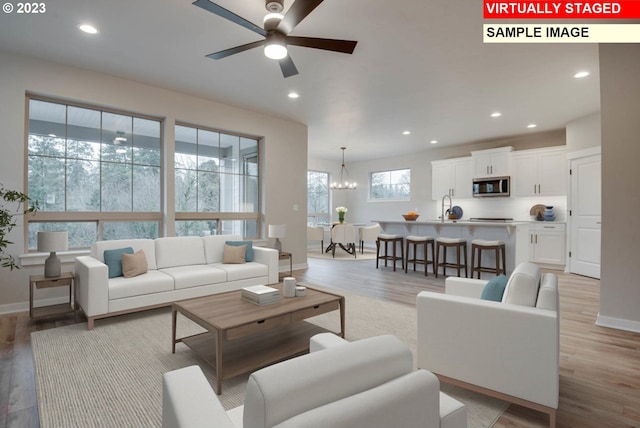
top-left (266, 0), bottom-right (284, 13)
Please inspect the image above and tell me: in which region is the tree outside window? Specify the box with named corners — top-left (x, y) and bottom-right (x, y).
top-left (370, 168), bottom-right (411, 200)
top-left (27, 98), bottom-right (162, 249)
top-left (307, 170), bottom-right (329, 226)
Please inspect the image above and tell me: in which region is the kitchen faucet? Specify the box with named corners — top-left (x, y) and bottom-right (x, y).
top-left (441, 194), bottom-right (452, 222)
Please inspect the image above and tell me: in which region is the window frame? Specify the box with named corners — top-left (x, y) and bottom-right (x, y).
top-left (368, 168), bottom-right (412, 201)
top-left (307, 170), bottom-right (330, 226)
top-left (25, 95), bottom-right (164, 250)
top-left (174, 121), bottom-right (262, 238)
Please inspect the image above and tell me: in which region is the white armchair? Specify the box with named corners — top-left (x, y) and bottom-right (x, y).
top-left (358, 223), bottom-right (381, 253)
top-left (163, 334), bottom-right (468, 428)
top-left (307, 226), bottom-right (324, 252)
top-left (416, 262), bottom-right (559, 428)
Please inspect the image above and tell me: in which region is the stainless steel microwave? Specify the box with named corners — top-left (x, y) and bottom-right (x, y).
top-left (472, 176), bottom-right (510, 197)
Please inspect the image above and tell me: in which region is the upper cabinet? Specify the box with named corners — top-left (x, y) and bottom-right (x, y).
top-left (511, 147), bottom-right (567, 197)
top-left (431, 157), bottom-right (473, 200)
top-left (471, 147), bottom-right (513, 177)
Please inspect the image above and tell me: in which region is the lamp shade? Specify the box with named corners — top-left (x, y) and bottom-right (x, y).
top-left (37, 231), bottom-right (68, 278)
top-left (37, 231), bottom-right (68, 252)
top-left (268, 224), bottom-right (286, 239)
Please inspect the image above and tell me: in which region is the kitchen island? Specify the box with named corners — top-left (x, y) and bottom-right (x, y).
top-left (373, 219), bottom-right (530, 276)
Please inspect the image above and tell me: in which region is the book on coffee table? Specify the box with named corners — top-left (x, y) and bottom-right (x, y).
top-left (241, 285), bottom-right (280, 305)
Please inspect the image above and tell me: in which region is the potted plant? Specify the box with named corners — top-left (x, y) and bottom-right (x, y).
top-left (0, 184), bottom-right (38, 270)
top-left (336, 206), bottom-right (348, 223)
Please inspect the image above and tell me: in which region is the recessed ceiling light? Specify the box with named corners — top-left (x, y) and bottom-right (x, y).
top-left (574, 71), bottom-right (590, 78)
top-left (430, 140), bottom-right (438, 144)
top-left (490, 112), bottom-right (502, 118)
top-left (527, 124), bottom-right (537, 129)
top-left (402, 130), bottom-right (411, 135)
top-left (288, 92), bottom-right (299, 99)
top-left (78, 24), bottom-right (99, 34)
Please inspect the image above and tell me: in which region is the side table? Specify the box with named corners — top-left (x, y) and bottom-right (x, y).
top-left (278, 251), bottom-right (293, 277)
top-left (29, 272), bottom-right (76, 320)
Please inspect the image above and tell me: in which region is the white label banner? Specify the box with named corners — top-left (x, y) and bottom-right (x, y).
top-left (483, 24), bottom-right (640, 43)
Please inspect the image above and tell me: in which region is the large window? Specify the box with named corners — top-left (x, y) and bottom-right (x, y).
top-left (307, 170), bottom-right (330, 226)
top-left (27, 98), bottom-right (162, 249)
top-left (369, 168), bottom-right (411, 200)
top-left (174, 124), bottom-right (260, 238)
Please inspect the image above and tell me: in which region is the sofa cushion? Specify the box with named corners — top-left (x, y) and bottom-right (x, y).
top-left (226, 240), bottom-right (254, 262)
top-left (108, 270), bottom-right (174, 300)
top-left (536, 273), bottom-right (559, 310)
top-left (93, 239), bottom-right (158, 270)
top-left (501, 262), bottom-right (541, 307)
top-left (155, 237), bottom-right (206, 269)
top-left (223, 244), bottom-right (247, 264)
top-left (211, 262), bottom-right (268, 282)
top-left (104, 247), bottom-right (134, 278)
top-left (122, 250), bottom-right (148, 278)
top-left (160, 265), bottom-right (227, 290)
top-left (274, 370), bottom-right (441, 428)
top-left (243, 335), bottom-right (413, 428)
top-left (203, 235), bottom-right (242, 264)
top-left (480, 274), bottom-right (508, 302)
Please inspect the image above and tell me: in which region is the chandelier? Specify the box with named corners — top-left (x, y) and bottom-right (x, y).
top-left (330, 147), bottom-right (357, 190)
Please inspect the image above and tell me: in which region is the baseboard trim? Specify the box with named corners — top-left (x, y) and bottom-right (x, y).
top-left (596, 313), bottom-right (640, 333)
top-left (0, 296), bottom-right (70, 315)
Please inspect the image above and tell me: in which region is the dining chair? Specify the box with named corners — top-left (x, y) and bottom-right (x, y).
top-left (307, 226), bottom-right (324, 252)
top-left (358, 224), bottom-right (381, 254)
top-left (330, 224), bottom-right (357, 258)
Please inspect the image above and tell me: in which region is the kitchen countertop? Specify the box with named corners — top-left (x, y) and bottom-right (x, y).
top-left (372, 219), bottom-right (530, 236)
top-left (373, 219), bottom-right (528, 227)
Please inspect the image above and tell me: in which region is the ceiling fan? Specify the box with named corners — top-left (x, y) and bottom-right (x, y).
top-left (193, 0), bottom-right (358, 78)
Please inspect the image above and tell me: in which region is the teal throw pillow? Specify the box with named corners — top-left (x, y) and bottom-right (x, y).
top-left (480, 274), bottom-right (508, 302)
top-left (226, 241), bottom-right (253, 262)
top-left (104, 247), bottom-right (134, 278)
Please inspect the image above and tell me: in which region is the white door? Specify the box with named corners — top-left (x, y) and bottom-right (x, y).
top-left (569, 153), bottom-right (601, 278)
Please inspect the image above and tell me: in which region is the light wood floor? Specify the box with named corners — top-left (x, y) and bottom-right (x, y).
top-left (1, 257), bottom-right (639, 427)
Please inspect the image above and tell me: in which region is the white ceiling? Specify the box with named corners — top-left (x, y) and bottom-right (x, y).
top-left (0, 0), bottom-right (600, 162)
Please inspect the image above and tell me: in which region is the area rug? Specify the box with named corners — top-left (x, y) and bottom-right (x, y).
top-left (307, 247), bottom-right (377, 260)
top-left (31, 291), bottom-right (508, 427)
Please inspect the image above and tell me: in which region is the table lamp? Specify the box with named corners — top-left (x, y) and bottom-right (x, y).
top-left (37, 231), bottom-right (68, 277)
top-left (268, 224), bottom-right (286, 253)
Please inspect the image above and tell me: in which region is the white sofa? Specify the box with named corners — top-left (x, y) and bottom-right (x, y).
top-left (75, 235), bottom-right (278, 329)
top-left (416, 262), bottom-right (559, 428)
top-left (162, 334), bottom-right (467, 428)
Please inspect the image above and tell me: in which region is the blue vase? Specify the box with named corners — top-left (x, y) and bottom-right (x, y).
top-left (544, 206), bottom-right (556, 221)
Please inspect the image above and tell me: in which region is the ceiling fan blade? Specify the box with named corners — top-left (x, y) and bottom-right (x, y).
top-left (286, 36), bottom-right (357, 54)
top-left (277, 0), bottom-right (324, 34)
top-left (206, 40), bottom-right (265, 60)
top-left (279, 56), bottom-right (299, 78)
top-left (193, 0), bottom-right (267, 37)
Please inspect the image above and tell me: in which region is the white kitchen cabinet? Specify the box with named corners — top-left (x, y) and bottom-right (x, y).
top-left (471, 147), bottom-right (512, 177)
top-left (511, 147), bottom-right (566, 197)
top-left (431, 157), bottom-right (473, 200)
top-left (529, 222), bottom-right (566, 266)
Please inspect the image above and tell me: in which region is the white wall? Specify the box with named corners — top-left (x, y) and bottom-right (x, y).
top-left (566, 112), bottom-right (601, 153)
top-left (598, 44), bottom-right (640, 332)
top-left (310, 130), bottom-right (567, 229)
top-left (0, 51), bottom-right (308, 311)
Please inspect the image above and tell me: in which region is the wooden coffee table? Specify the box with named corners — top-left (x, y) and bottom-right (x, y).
top-left (172, 284), bottom-right (345, 394)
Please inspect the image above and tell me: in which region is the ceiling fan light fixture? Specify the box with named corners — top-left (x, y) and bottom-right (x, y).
top-left (265, 0), bottom-right (284, 13)
top-left (264, 33), bottom-right (287, 60)
top-left (263, 12), bottom-right (284, 30)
